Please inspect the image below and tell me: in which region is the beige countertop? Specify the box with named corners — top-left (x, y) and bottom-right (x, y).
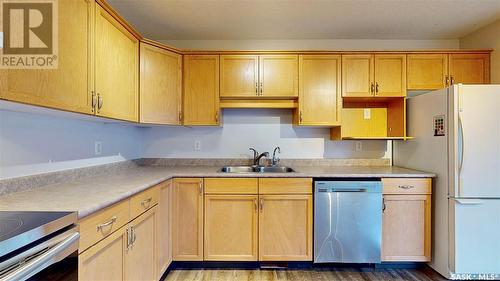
top-left (0, 165), bottom-right (434, 219)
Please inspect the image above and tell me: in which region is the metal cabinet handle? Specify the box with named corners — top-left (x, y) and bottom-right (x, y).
top-left (141, 198), bottom-right (152, 209)
top-left (299, 111), bottom-right (303, 123)
top-left (398, 185), bottom-right (415, 189)
top-left (97, 216), bottom-right (117, 231)
top-left (215, 111), bottom-right (219, 123)
top-left (259, 198), bottom-right (264, 212)
top-left (260, 82), bottom-right (263, 95)
top-left (91, 91), bottom-right (97, 112)
top-left (199, 182), bottom-right (203, 195)
top-left (450, 75), bottom-right (455, 85)
top-left (382, 198), bottom-right (386, 213)
top-left (178, 112), bottom-right (182, 123)
top-left (370, 82), bottom-right (375, 95)
top-left (131, 226), bottom-right (136, 245)
top-left (375, 82), bottom-right (379, 95)
top-left (255, 82), bottom-right (258, 95)
top-left (445, 76), bottom-right (449, 86)
top-left (254, 198), bottom-right (258, 212)
top-left (126, 226), bottom-right (132, 250)
top-left (97, 93), bottom-right (103, 112)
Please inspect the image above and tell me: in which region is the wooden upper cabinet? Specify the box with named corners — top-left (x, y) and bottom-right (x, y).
top-left (204, 195), bottom-right (258, 261)
top-left (183, 55), bottom-right (220, 126)
top-left (0, 0), bottom-right (92, 114)
top-left (259, 194), bottom-right (313, 261)
top-left (342, 54), bottom-right (374, 97)
top-left (297, 55), bottom-right (341, 126)
top-left (407, 54), bottom-right (448, 90)
top-left (78, 225), bottom-right (126, 281)
top-left (94, 4), bottom-right (139, 122)
top-left (449, 53), bottom-right (490, 85)
top-left (140, 43), bottom-right (182, 125)
top-left (220, 55), bottom-right (259, 98)
top-left (125, 207), bottom-right (157, 281)
top-left (259, 55), bottom-right (298, 98)
top-left (172, 178), bottom-right (204, 261)
top-left (374, 54), bottom-right (406, 97)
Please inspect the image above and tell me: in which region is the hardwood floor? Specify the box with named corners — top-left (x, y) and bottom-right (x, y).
top-left (164, 266), bottom-right (447, 281)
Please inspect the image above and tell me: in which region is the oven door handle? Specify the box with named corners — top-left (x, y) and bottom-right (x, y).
top-left (0, 232), bottom-right (79, 281)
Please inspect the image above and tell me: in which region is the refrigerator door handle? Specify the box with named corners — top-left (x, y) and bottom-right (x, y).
top-left (458, 115), bottom-right (465, 176)
top-left (455, 198), bottom-right (484, 205)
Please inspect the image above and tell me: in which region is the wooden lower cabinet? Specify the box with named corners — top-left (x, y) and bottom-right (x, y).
top-left (204, 195), bottom-right (258, 261)
top-left (172, 178), bottom-right (204, 261)
top-left (258, 194), bottom-right (313, 261)
top-left (381, 178), bottom-right (432, 262)
top-left (157, 180), bottom-right (172, 278)
top-left (78, 225), bottom-right (126, 281)
top-left (125, 207), bottom-right (157, 280)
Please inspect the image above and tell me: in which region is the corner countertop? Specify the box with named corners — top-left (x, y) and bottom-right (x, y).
top-left (0, 165), bottom-right (435, 219)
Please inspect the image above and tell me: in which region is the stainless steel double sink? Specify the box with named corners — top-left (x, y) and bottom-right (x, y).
top-left (219, 166), bottom-right (295, 173)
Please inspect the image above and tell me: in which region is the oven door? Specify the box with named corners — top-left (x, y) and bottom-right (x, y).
top-left (0, 226), bottom-right (79, 281)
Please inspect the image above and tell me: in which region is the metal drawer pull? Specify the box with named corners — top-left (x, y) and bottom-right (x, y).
top-left (398, 185), bottom-right (415, 189)
top-left (96, 216), bottom-right (117, 231)
top-left (141, 198), bottom-right (152, 208)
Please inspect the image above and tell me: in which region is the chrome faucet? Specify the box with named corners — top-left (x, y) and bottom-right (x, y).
top-left (249, 147), bottom-right (269, 166)
top-left (271, 147), bottom-right (281, 166)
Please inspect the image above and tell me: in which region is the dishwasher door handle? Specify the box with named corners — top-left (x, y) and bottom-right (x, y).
top-left (331, 188), bottom-right (367, 192)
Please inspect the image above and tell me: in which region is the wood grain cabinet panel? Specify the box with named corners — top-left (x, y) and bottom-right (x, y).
top-left (297, 55), bottom-right (341, 126)
top-left (125, 206), bottom-right (157, 281)
top-left (374, 54), bottom-right (406, 97)
top-left (259, 55), bottom-right (298, 98)
top-left (183, 55), bottom-right (220, 125)
top-left (172, 178), bottom-right (204, 261)
top-left (342, 54), bottom-right (374, 97)
top-left (259, 194), bottom-right (313, 261)
top-left (407, 54), bottom-right (448, 90)
top-left (0, 0), bottom-right (92, 114)
top-left (78, 225), bottom-right (126, 281)
top-left (140, 43), bottom-right (182, 125)
top-left (382, 194), bottom-right (432, 262)
top-left (94, 4), bottom-right (139, 122)
top-left (157, 180), bottom-right (173, 278)
top-left (449, 53), bottom-right (490, 85)
top-left (204, 195), bottom-right (258, 261)
top-left (220, 55), bottom-right (259, 98)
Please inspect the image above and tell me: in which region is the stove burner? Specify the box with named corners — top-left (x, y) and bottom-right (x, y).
top-left (0, 217), bottom-right (23, 240)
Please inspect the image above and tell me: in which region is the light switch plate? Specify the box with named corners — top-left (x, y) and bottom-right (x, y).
top-left (364, 109), bottom-right (371, 120)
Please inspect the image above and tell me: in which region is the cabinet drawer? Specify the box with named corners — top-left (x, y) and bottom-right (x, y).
top-left (205, 178), bottom-right (258, 194)
top-left (78, 199), bottom-right (130, 252)
top-left (259, 178), bottom-right (312, 194)
top-left (382, 178), bottom-right (431, 194)
top-left (130, 185), bottom-right (159, 219)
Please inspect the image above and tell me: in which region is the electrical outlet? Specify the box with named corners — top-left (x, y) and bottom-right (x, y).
top-left (95, 141), bottom-right (102, 155)
top-left (194, 140), bottom-right (201, 151)
top-left (363, 109), bottom-right (371, 120)
top-left (355, 141), bottom-right (362, 152)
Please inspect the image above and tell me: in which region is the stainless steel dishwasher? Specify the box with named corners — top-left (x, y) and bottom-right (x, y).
top-left (314, 180), bottom-right (382, 263)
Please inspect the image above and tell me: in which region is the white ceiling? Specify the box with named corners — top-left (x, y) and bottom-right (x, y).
top-left (107, 0), bottom-right (500, 40)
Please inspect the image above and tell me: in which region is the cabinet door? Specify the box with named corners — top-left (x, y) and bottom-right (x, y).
top-left (449, 53), bottom-right (490, 84)
top-left (125, 206), bottom-right (157, 281)
top-left (140, 43), bottom-right (182, 125)
top-left (95, 4), bottom-right (139, 122)
top-left (259, 55), bottom-right (298, 98)
top-left (78, 226), bottom-right (126, 281)
top-left (220, 55), bottom-right (259, 98)
top-left (0, 0), bottom-right (92, 114)
top-left (204, 195), bottom-right (258, 261)
top-left (172, 178), bottom-right (204, 261)
top-left (157, 180), bottom-right (172, 278)
top-left (374, 54), bottom-right (406, 97)
top-left (342, 54), bottom-right (374, 97)
top-left (407, 54), bottom-right (448, 90)
top-left (183, 55), bottom-right (220, 125)
top-left (382, 194), bottom-right (431, 261)
top-left (298, 55), bottom-right (341, 126)
top-left (259, 195), bottom-right (313, 261)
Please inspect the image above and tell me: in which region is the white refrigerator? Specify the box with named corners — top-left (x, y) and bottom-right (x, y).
top-left (394, 84), bottom-right (500, 279)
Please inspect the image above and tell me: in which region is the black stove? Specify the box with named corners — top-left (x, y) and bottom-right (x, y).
top-left (0, 211), bottom-right (78, 280)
